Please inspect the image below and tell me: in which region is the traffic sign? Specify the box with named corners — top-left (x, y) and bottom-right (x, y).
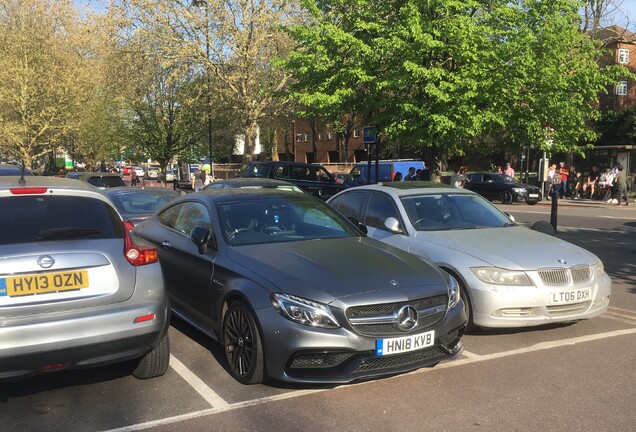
top-left (363, 126), bottom-right (377, 144)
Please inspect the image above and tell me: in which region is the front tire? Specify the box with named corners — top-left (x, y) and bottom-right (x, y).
top-left (460, 285), bottom-right (477, 334)
top-left (133, 331), bottom-right (170, 379)
top-left (501, 190), bottom-right (514, 204)
top-left (223, 301), bottom-right (265, 384)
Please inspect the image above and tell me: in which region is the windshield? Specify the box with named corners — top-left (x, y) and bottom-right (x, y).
top-left (242, 163), bottom-right (269, 178)
top-left (111, 190), bottom-right (178, 215)
top-left (400, 193), bottom-right (514, 231)
top-left (217, 194), bottom-right (359, 246)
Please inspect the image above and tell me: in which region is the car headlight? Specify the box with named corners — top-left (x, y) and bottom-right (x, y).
top-left (271, 293), bottom-right (340, 329)
top-left (445, 273), bottom-right (460, 310)
top-left (513, 188), bottom-right (526, 193)
top-left (594, 258), bottom-right (605, 276)
top-left (471, 267), bottom-right (533, 286)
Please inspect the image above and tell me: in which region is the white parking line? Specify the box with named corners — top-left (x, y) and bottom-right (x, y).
top-left (169, 354), bottom-right (230, 409)
top-left (100, 327), bottom-right (636, 432)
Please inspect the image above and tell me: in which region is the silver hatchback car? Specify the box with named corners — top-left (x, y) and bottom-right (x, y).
top-left (0, 176), bottom-right (170, 380)
top-left (328, 183), bottom-right (611, 331)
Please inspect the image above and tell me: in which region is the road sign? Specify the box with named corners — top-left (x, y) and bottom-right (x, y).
top-left (363, 126), bottom-right (377, 144)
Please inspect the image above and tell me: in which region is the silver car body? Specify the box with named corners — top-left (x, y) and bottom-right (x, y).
top-left (0, 176), bottom-right (169, 380)
top-left (328, 183), bottom-right (611, 329)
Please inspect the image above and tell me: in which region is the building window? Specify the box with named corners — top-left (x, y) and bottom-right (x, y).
top-left (296, 133), bottom-right (302, 142)
top-left (305, 132), bottom-right (310, 142)
top-left (318, 132), bottom-right (324, 141)
top-left (353, 128), bottom-right (360, 138)
top-left (618, 48), bottom-right (630, 64)
top-left (616, 81), bottom-right (628, 96)
top-left (327, 131), bottom-right (333, 140)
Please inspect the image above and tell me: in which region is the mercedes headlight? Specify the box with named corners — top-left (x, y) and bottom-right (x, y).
top-left (471, 267), bottom-right (533, 286)
top-left (443, 273), bottom-right (461, 309)
top-left (271, 293), bottom-right (340, 329)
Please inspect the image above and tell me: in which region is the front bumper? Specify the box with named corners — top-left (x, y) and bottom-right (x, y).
top-left (255, 300), bottom-right (466, 384)
top-left (467, 270), bottom-right (611, 328)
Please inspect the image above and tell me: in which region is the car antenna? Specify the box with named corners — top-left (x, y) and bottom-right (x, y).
top-left (18, 159), bottom-right (27, 186)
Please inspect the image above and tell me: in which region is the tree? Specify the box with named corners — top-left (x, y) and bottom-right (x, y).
top-left (117, 0), bottom-right (299, 162)
top-left (0, 0), bottom-right (90, 169)
top-left (283, 0), bottom-right (629, 160)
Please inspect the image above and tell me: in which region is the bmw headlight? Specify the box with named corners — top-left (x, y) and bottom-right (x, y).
top-left (271, 293), bottom-right (340, 329)
top-left (594, 258), bottom-right (605, 276)
top-left (471, 267), bottom-right (533, 286)
top-left (445, 273), bottom-right (460, 309)
top-left (513, 188), bottom-right (526, 194)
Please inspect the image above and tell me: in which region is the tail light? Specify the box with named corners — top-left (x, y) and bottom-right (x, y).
top-left (10, 187), bottom-right (48, 195)
top-left (124, 219), bottom-right (135, 231)
top-left (123, 223), bottom-right (158, 266)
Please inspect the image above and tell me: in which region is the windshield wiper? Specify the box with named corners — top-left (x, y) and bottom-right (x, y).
top-left (37, 227), bottom-right (101, 240)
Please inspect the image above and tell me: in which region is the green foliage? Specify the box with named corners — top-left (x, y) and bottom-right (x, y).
top-left (283, 0), bottom-right (632, 157)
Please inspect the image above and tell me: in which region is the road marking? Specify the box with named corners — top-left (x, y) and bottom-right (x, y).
top-left (604, 308), bottom-right (636, 324)
top-left (100, 327), bottom-right (636, 432)
top-left (608, 306), bottom-right (636, 314)
top-left (460, 350), bottom-right (483, 360)
top-left (169, 354), bottom-right (230, 409)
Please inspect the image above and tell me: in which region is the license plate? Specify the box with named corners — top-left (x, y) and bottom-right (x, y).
top-left (529, 193), bottom-right (539, 198)
top-left (376, 330), bottom-right (435, 356)
top-left (1, 270), bottom-right (89, 297)
top-left (549, 288), bottom-right (591, 305)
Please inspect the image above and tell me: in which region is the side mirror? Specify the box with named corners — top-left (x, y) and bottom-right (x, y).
top-left (347, 216), bottom-right (368, 235)
top-left (384, 217), bottom-right (403, 234)
top-left (190, 226), bottom-right (214, 254)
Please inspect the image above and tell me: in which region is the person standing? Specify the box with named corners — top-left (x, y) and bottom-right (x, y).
top-left (504, 162), bottom-right (515, 178)
top-left (405, 167), bottom-right (417, 180)
top-left (558, 161), bottom-right (569, 198)
top-left (130, 168), bottom-right (138, 187)
top-left (614, 163), bottom-right (629, 206)
top-left (192, 164), bottom-right (205, 192)
top-left (546, 163), bottom-right (557, 199)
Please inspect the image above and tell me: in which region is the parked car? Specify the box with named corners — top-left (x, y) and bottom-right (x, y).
top-left (327, 182), bottom-right (611, 331)
top-left (0, 163), bottom-right (33, 176)
top-left (145, 165), bottom-right (161, 180)
top-left (157, 169), bottom-right (176, 183)
top-left (123, 165), bottom-right (133, 175)
top-left (100, 187), bottom-right (180, 228)
top-left (133, 188), bottom-right (466, 384)
top-left (464, 172), bottom-right (542, 205)
top-left (65, 171), bottom-right (83, 180)
top-left (240, 161), bottom-right (347, 200)
top-left (77, 172), bottom-right (127, 189)
top-left (0, 176), bottom-right (170, 380)
top-left (344, 160), bottom-right (426, 186)
top-left (133, 166), bottom-right (145, 178)
top-left (203, 178), bottom-right (304, 193)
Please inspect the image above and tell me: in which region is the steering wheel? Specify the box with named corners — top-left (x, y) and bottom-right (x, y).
top-left (260, 223), bottom-right (287, 234)
top-left (228, 228), bottom-right (252, 240)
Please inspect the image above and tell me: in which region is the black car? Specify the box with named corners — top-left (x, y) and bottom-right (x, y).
top-left (132, 188), bottom-right (466, 384)
top-left (0, 163), bottom-right (32, 176)
top-left (77, 172), bottom-right (128, 189)
top-left (464, 172), bottom-right (542, 205)
top-left (240, 161), bottom-right (347, 200)
top-left (203, 178), bottom-right (305, 193)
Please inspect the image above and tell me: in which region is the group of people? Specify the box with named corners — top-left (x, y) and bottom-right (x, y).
top-left (546, 161), bottom-right (631, 206)
top-left (393, 166), bottom-right (431, 182)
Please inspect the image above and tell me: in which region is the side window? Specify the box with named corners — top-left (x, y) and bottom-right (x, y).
top-left (273, 165), bottom-right (292, 179)
top-left (174, 202), bottom-right (212, 235)
top-left (365, 193), bottom-right (401, 231)
top-left (331, 191), bottom-right (367, 221)
top-left (158, 204), bottom-right (182, 229)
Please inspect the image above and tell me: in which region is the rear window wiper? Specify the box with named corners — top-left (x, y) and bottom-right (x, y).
top-left (37, 227), bottom-right (101, 240)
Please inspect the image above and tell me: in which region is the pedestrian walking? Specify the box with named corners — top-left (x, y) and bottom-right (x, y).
top-left (614, 163), bottom-right (629, 206)
top-left (130, 168), bottom-right (138, 186)
top-left (558, 162), bottom-right (569, 198)
top-left (504, 162), bottom-right (515, 178)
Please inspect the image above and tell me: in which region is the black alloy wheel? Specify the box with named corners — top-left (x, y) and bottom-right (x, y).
top-left (501, 190), bottom-right (514, 204)
top-left (223, 301), bottom-right (264, 384)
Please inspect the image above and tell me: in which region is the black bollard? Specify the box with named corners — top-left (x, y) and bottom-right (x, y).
top-left (550, 189), bottom-right (558, 232)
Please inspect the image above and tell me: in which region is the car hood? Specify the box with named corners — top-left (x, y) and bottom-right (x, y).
top-left (415, 226), bottom-right (596, 269)
top-left (226, 237), bottom-right (445, 304)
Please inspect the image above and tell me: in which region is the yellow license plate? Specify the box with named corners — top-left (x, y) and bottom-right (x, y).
top-left (6, 270), bottom-right (89, 297)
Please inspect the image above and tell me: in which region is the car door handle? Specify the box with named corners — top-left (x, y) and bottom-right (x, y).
top-left (161, 241), bottom-right (172, 249)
